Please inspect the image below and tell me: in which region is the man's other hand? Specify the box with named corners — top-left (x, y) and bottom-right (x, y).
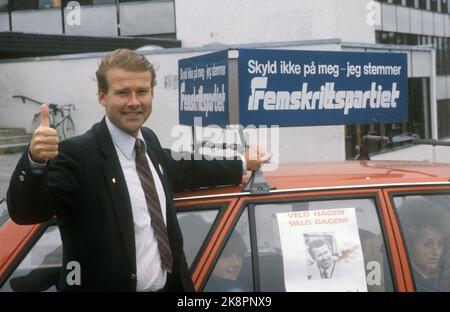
top-left (244, 146), bottom-right (272, 171)
top-left (29, 104), bottom-right (59, 163)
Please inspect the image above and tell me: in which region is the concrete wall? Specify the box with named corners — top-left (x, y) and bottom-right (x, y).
top-left (65, 4), bottom-right (117, 37)
top-left (11, 9), bottom-right (62, 35)
top-left (175, 0), bottom-right (375, 47)
top-left (0, 42), bottom-right (346, 164)
top-left (120, 1), bottom-right (175, 36)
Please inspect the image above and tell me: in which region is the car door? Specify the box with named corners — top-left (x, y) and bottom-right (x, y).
top-left (179, 188), bottom-right (407, 292)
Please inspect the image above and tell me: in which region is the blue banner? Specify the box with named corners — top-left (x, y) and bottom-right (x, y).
top-left (238, 49), bottom-right (408, 127)
top-left (178, 50), bottom-right (229, 127)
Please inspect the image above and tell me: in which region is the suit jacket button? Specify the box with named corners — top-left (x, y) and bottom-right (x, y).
top-left (19, 175), bottom-right (24, 182)
top-left (130, 273), bottom-right (136, 280)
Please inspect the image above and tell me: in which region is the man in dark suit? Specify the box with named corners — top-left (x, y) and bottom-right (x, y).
top-left (7, 49), bottom-right (270, 292)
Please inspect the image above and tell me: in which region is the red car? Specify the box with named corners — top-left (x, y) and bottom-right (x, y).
top-left (1, 161), bottom-right (450, 292)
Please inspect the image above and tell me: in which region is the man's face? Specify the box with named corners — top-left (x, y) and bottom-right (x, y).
top-left (98, 68), bottom-right (153, 137)
top-left (311, 244), bottom-right (333, 269)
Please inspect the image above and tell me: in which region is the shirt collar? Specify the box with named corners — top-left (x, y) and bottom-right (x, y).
top-left (105, 116), bottom-right (146, 160)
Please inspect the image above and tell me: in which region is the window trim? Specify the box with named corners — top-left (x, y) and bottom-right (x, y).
top-left (176, 203), bottom-right (228, 273)
top-left (194, 188), bottom-right (403, 292)
top-left (248, 203), bottom-right (260, 292)
top-left (385, 186), bottom-right (450, 291)
top-left (175, 182), bottom-right (450, 202)
top-left (176, 197), bottom-right (241, 289)
top-left (244, 191), bottom-right (398, 292)
top-left (196, 205), bottom-right (252, 291)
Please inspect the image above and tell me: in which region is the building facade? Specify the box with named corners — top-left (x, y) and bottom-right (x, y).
top-left (0, 0), bottom-right (176, 38)
top-left (0, 0), bottom-right (449, 161)
top-left (376, 0), bottom-right (450, 142)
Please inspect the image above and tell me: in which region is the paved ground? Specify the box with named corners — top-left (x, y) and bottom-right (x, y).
top-left (0, 153), bottom-right (21, 200)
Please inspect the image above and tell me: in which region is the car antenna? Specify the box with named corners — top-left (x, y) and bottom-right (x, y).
top-left (191, 126), bottom-right (275, 194)
top-left (355, 133), bottom-right (450, 160)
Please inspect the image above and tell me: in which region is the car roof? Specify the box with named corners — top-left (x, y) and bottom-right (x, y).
top-left (174, 160), bottom-right (450, 199)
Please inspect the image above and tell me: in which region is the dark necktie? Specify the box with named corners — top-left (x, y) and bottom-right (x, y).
top-left (135, 139), bottom-right (173, 273)
top-left (322, 270), bottom-right (329, 279)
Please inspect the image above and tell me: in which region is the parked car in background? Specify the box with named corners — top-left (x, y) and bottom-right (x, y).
top-left (1, 160), bottom-right (450, 292)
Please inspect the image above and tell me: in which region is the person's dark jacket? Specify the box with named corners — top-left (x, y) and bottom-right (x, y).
top-left (7, 118), bottom-right (243, 291)
top-left (412, 269), bottom-right (443, 292)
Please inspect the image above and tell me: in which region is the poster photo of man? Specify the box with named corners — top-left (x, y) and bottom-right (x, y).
top-left (304, 233), bottom-right (338, 280)
top-left (276, 208), bottom-right (368, 291)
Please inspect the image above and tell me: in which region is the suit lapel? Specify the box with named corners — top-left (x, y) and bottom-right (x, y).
top-left (95, 118), bottom-right (136, 271)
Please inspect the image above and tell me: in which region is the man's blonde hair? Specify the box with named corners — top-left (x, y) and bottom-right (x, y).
top-left (96, 49), bottom-right (156, 92)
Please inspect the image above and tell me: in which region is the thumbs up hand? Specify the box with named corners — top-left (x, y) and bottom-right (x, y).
top-left (29, 104), bottom-right (59, 163)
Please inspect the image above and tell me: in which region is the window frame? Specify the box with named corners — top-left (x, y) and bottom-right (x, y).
top-left (247, 191), bottom-right (397, 292)
top-left (176, 202), bottom-right (229, 272)
top-left (200, 206), bottom-right (254, 292)
top-left (385, 186), bottom-right (450, 291)
top-left (194, 188), bottom-right (405, 292)
top-left (175, 196), bottom-right (240, 289)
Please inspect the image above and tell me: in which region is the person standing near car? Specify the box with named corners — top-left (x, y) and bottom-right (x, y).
top-left (7, 49), bottom-right (271, 292)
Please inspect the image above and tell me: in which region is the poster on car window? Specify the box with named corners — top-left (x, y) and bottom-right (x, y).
top-left (276, 208), bottom-right (367, 292)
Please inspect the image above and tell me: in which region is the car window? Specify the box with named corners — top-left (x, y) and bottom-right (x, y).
top-left (203, 207), bottom-right (254, 292)
top-left (393, 194), bottom-right (450, 292)
top-left (0, 225), bottom-right (62, 292)
top-left (0, 198), bottom-right (8, 229)
top-left (253, 197), bottom-right (394, 292)
top-left (177, 209), bottom-right (219, 268)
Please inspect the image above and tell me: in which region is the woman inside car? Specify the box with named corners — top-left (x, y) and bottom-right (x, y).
top-left (399, 201), bottom-right (448, 292)
top-left (204, 231), bottom-right (250, 292)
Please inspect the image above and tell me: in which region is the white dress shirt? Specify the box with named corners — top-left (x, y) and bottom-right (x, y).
top-left (28, 117), bottom-right (247, 291)
top-left (106, 117), bottom-right (167, 292)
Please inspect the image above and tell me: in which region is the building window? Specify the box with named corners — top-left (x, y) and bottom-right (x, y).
top-left (442, 0), bottom-right (448, 12)
top-left (0, 0), bottom-right (8, 11)
top-left (431, 0), bottom-right (438, 11)
top-left (9, 0), bottom-right (99, 10)
top-left (438, 100), bottom-right (450, 139)
top-left (345, 77), bottom-right (431, 159)
top-left (61, 0), bottom-right (94, 6)
top-left (408, 77), bottom-right (431, 139)
top-left (119, 0), bottom-right (153, 2)
top-left (419, 0), bottom-right (427, 9)
top-left (10, 0), bottom-right (40, 10)
top-left (377, 31), bottom-right (450, 76)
